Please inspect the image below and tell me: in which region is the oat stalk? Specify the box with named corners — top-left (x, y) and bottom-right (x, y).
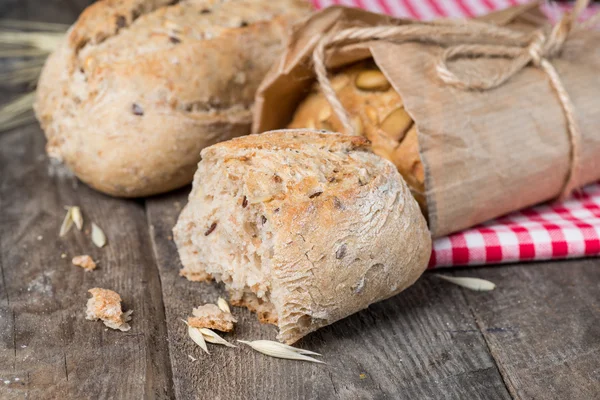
top-left (238, 340), bottom-right (324, 363)
top-left (0, 92), bottom-right (36, 126)
top-left (0, 89), bottom-right (37, 133)
top-left (0, 20), bottom-right (69, 32)
top-left (0, 31), bottom-right (63, 52)
top-left (0, 48), bottom-right (48, 58)
top-left (0, 64), bottom-right (44, 86)
top-left (432, 274), bottom-right (496, 291)
top-left (0, 20), bottom-right (67, 132)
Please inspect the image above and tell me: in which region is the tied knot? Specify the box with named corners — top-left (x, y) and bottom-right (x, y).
top-left (527, 16), bottom-right (571, 68)
top-left (527, 32), bottom-right (546, 67)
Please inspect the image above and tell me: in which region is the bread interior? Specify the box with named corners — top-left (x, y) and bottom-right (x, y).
top-left (178, 156), bottom-right (279, 323)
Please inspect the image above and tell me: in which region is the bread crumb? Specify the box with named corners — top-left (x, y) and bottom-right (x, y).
top-left (61, 253), bottom-right (67, 259)
top-left (72, 255), bottom-right (96, 271)
top-left (86, 288), bottom-right (132, 331)
top-left (188, 304), bottom-right (236, 332)
top-left (188, 354), bottom-right (197, 362)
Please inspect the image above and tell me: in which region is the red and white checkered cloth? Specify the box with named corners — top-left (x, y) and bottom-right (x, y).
top-left (430, 184), bottom-right (600, 267)
top-left (310, 0), bottom-right (600, 267)
top-left (311, 0), bottom-right (599, 22)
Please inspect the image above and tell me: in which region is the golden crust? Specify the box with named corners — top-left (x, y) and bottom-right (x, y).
top-left (203, 129), bottom-right (370, 155)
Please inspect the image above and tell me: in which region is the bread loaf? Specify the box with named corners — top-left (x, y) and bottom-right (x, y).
top-left (173, 129), bottom-right (431, 344)
top-left (35, 0), bottom-right (311, 197)
top-left (287, 61), bottom-right (426, 210)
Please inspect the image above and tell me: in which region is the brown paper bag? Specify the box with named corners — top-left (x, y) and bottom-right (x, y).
top-left (253, 3), bottom-right (600, 238)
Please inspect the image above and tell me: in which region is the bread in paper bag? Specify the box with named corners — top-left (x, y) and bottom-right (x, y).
top-left (253, 3), bottom-right (600, 237)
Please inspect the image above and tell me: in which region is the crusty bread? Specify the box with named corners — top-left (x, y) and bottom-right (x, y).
top-left (35, 0), bottom-right (311, 197)
top-left (287, 61), bottom-right (426, 210)
top-left (173, 129), bottom-right (431, 344)
top-left (188, 303), bottom-right (237, 332)
top-left (85, 288), bottom-right (132, 331)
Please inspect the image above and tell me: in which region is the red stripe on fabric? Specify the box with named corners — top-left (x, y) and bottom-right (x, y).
top-left (450, 233), bottom-right (469, 265)
top-left (453, 0), bottom-right (476, 18)
top-left (572, 191), bottom-right (586, 200)
top-left (522, 208), bottom-right (568, 257)
top-left (424, 0), bottom-right (447, 17)
top-left (551, 205), bottom-right (600, 256)
top-left (311, 0), bottom-right (322, 10)
top-left (506, 224), bottom-right (536, 259)
top-left (354, 0), bottom-right (367, 11)
top-left (580, 200), bottom-right (600, 217)
top-left (584, 237), bottom-right (600, 255)
top-left (428, 250), bottom-right (436, 268)
top-left (480, 0), bottom-right (496, 11)
top-left (479, 228), bottom-right (503, 262)
top-left (375, 0), bottom-right (393, 15)
top-left (400, 0), bottom-right (422, 19)
top-left (506, 0), bottom-right (519, 6)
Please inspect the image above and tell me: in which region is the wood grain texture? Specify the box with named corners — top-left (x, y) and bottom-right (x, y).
top-left (147, 191), bottom-right (511, 400)
top-left (1, 1), bottom-right (599, 399)
top-left (457, 260), bottom-right (600, 399)
top-left (0, 124), bottom-right (173, 399)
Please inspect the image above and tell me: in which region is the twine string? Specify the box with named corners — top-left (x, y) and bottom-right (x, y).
top-left (312, 0), bottom-right (597, 199)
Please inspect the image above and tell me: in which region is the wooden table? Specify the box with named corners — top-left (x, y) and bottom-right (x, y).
top-left (1, 1), bottom-right (599, 399)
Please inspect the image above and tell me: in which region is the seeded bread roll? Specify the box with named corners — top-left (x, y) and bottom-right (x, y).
top-left (35, 0), bottom-right (311, 197)
top-left (287, 61), bottom-right (426, 210)
top-left (173, 129), bottom-right (431, 344)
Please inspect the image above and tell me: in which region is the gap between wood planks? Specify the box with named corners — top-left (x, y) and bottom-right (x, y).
top-left (144, 205), bottom-right (178, 397)
top-left (454, 279), bottom-right (517, 399)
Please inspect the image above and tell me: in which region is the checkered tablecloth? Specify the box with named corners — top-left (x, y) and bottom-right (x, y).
top-left (310, 0), bottom-right (600, 267)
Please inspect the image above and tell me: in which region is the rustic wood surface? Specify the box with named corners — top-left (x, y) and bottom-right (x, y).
top-left (1, 1), bottom-right (599, 399)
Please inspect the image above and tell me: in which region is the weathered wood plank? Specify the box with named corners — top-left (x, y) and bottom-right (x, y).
top-left (457, 260), bottom-right (600, 399)
top-left (0, 124), bottom-right (174, 398)
top-left (147, 191), bottom-right (511, 400)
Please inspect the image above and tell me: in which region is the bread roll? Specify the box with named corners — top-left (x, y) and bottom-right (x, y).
top-left (288, 61), bottom-right (426, 210)
top-left (35, 0), bottom-right (311, 197)
top-left (173, 129), bottom-right (431, 344)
